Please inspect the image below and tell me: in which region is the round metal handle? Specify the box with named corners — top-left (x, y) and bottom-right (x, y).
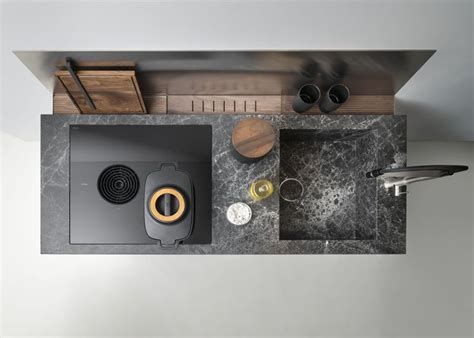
top-left (148, 187), bottom-right (186, 223)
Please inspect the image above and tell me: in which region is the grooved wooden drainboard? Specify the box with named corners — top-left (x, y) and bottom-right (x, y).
top-left (191, 99), bottom-right (257, 113)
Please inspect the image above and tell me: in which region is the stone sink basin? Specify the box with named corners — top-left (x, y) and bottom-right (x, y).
top-left (279, 129), bottom-right (378, 241)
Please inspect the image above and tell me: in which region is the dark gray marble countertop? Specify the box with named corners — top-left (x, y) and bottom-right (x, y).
top-left (41, 114), bottom-right (406, 254)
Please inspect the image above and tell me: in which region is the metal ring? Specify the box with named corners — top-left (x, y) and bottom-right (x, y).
top-left (148, 187), bottom-right (186, 223)
top-left (278, 178), bottom-right (304, 203)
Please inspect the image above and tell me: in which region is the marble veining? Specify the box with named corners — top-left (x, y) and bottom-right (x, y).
top-left (279, 129), bottom-right (378, 241)
top-left (41, 114), bottom-right (406, 254)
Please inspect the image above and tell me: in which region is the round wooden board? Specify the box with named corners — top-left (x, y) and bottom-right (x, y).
top-left (231, 118), bottom-right (276, 161)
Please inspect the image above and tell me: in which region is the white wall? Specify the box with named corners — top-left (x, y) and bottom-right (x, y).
top-left (1, 133), bottom-right (473, 337)
top-left (1, 0), bottom-right (473, 141)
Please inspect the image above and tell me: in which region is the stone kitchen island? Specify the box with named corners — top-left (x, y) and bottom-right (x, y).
top-left (41, 114), bottom-right (406, 254)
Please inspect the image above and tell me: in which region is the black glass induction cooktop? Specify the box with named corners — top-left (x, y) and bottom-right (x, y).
top-left (69, 125), bottom-right (212, 245)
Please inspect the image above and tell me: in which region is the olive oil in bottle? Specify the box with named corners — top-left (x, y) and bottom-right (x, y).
top-left (249, 179), bottom-right (274, 201)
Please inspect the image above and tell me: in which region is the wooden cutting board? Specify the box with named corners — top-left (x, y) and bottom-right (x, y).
top-left (56, 70), bottom-right (146, 114)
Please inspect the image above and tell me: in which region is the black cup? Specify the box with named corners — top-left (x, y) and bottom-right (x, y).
top-left (319, 84), bottom-right (350, 113)
top-left (292, 84), bottom-right (321, 113)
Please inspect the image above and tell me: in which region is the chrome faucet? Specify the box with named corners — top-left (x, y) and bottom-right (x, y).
top-left (366, 165), bottom-right (469, 196)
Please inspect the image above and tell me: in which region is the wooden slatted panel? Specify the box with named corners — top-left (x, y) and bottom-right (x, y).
top-left (143, 95), bottom-right (167, 114)
top-left (281, 95), bottom-right (394, 114)
top-left (53, 93), bottom-right (394, 115)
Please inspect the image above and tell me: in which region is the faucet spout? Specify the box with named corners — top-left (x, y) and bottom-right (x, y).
top-left (366, 165), bottom-right (469, 196)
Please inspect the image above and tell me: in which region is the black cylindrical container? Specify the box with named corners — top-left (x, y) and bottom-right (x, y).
top-left (292, 84), bottom-right (321, 113)
top-left (319, 84), bottom-right (350, 113)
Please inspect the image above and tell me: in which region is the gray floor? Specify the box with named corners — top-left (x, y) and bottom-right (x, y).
top-left (2, 136), bottom-right (472, 337)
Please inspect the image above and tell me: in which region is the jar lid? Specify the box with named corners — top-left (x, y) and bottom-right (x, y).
top-left (226, 202), bottom-right (252, 225)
